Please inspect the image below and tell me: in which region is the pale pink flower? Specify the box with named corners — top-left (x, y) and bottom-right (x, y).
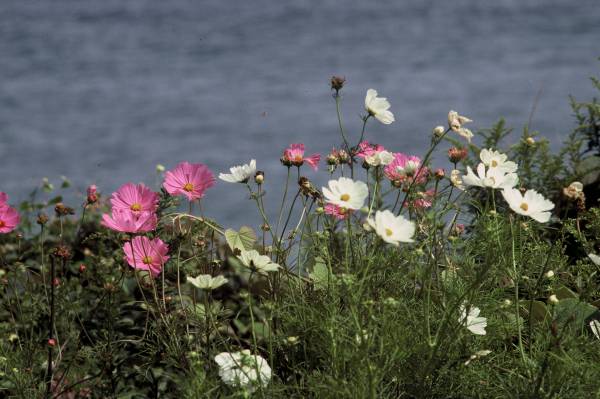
top-left (0, 204), bottom-right (20, 234)
top-left (101, 210), bottom-right (157, 233)
top-left (324, 203), bottom-right (350, 220)
top-left (384, 153), bottom-right (429, 186)
top-left (110, 183), bottom-right (159, 213)
top-left (123, 236), bottom-right (170, 277)
top-left (281, 143), bottom-right (321, 170)
top-left (412, 190), bottom-right (435, 210)
top-left (163, 162), bottom-right (215, 201)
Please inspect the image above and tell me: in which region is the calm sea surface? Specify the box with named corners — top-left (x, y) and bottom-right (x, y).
top-left (1, 0), bottom-right (599, 226)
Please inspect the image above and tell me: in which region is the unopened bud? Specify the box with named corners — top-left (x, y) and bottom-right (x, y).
top-left (36, 213), bottom-right (48, 226)
top-left (254, 171), bottom-right (264, 184)
top-left (48, 338), bottom-right (56, 347)
top-left (79, 264), bottom-right (86, 273)
top-left (434, 168), bottom-right (445, 180)
top-left (545, 270), bottom-right (554, 279)
top-left (525, 137), bottom-right (535, 145)
top-left (330, 76), bottom-right (346, 93)
top-left (433, 126), bottom-right (445, 137)
top-left (548, 294), bottom-right (559, 305)
top-left (156, 164), bottom-right (165, 173)
top-left (52, 278), bottom-right (60, 287)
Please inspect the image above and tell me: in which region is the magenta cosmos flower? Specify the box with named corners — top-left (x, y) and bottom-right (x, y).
top-left (163, 162), bottom-right (215, 201)
top-left (281, 143), bottom-right (320, 170)
top-left (123, 236), bottom-right (170, 277)
top-left (384, 153), bottom-right (429, 186)
top-left (0, 194), bottom-right (20, 234)
top-left (355, 141), bottom-right (385, 158)
top-left (110, 183), bottom-right (159, 213)
top-left (324, 203), bottom-right (350, 220)
top-left (101, 209), bottom-right (157, 233)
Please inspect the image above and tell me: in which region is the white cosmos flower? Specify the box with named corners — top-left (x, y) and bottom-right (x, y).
top-left (366, 210), bottom-right (415, 245)
top-left (459, 303), bottom-right (487, 335)
top-left (238, 250), bottom-right (280, 275)
top-left (588, 253), bottom-right (600, 266)
top-left (463, 163), bottom-right (518, 189)
top-left (219, 159), bottom-right (257, 183)
top-left (322, 177), bottom-right (368, 210)
top-left (214, 350), bottom-right (272, 392)
top-left (365, 89), bottom-right (395, 125)
top-left (187, 274), bottom-right (228, 290)
top-left (450, 169), bottom-right (465, 190)
top-left (365, 150), bottom-right (394, 167)
top-left (501, 188), bottom-right (554, 223)
top-left (479, 149), bottom-right (517, 173)
top-left (448, 110), bottom-right (474, 142)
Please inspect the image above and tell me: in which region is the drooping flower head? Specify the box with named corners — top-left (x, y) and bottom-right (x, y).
top-left (365, 89), bottom-right (395, 125)
top-left (463, 163), bottom-right (518, 189)
top-left (281, 144), bottom-right (320, 170)
top-left (219, 160), bottom-right (257, 184)
top-left (384, 153), bottom-right (429, 186)
top-left (101, 209), bottom-right (158, 233)
top-left (0, 204), bottom-right (20, 234)
top-left (448, 110), bottom-right (474, 142)
top-left (366, 210), bottom-right (415, 245)
top-left (110, 183), bottom-right (159, 214)
top-left (188, 274), bottom-right (228, 290)
top-left (322, 177), bottom-right (368, 211)
top-left (214, 350), bottom-right (272, 392)
top-left (123, 236), bottom-right (170, 277)
top-left (324, 203), bottom-right (350, 220)
top-left (459, 303), bottom-right (487, 335)
top-left (163, 162), bottom-right (215, 201)
top-left (501, 188), bottom-right (554, 223)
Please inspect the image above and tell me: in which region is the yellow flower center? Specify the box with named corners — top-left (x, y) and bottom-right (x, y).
top-left (520, 202), bottom-right (529, 211)
top-left (130, 203), bottom-right (142, 211)
top-left (340, 193), bottom-right (350, 202)
top-left (0, 220), bottom-right (5, 228)
top-left (142, 256), bottom-right (153, 265)
top-left (385, 228), bottom-right (393, 237)
top-left (183, 183), bottom-right (194, 192)
top-left (491, 160), bottom-right (498, 167)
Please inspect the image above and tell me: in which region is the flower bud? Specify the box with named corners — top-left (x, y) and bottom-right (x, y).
top-left (156, 164), bottom-right (165, 173)
top-left (36, 213), bottom-right (49, 226)
top-left (545, 270), bottom-right (554, 279)
top-left (503, 299), bottom-right (512, 307)
top-left (525, 137), bottom-right (535, 145)
top-left (448, 147), bottom-right (468, 164)
top-left (79, 264), bottom-right (86, 273)
top-left (47, 338), bottom-right (56, 347)
top-left (86, 185), bottom-right (98, 204)
top-left (52, 278), bottom-right (60, 287)
top-left (330, 76), bottom-right (346, 93)
top-left (315, 207), bottom-right (324, 214)
top-left (254, 171), bottom-right (264, 184)
top-left (55, 203), bottom-right (75, 217)
top-left (548, 294), bottom-right (559, 305)
top-left (338, 149), bottom-right (350, 164)
top-left (433, 126), bottom-right (445, 137)
top-left (434, 168), bottom-right (445, 180)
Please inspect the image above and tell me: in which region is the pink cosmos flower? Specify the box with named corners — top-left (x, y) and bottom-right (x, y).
top-left (101, 209), bottom-right (157, 233)
top-left (384, 153), bottom-right (429, 186)
top-left (281, 143), bottom-right (321, 170)
top-left (123, 236), bottom-right (170, 277)
top-left (0, 204), bottom-right (20, 234)
top-left (110, 183), bottom-right (159, 213)
top-left (163, 162), bottom-right (215, 201)
top-left (355, 141), bottom-right (385, 158)
top-left (324, 203), bottom-right (350, 220)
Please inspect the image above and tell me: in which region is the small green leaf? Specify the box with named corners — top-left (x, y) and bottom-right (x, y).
top-left (554, 298), bottom-right (597, 327)
top-left (527, 300), bottom-right (550, 324)
top-left (555, 285), bottom-right (578, 300)
top-left (309, 257), bottom-right (330, 290)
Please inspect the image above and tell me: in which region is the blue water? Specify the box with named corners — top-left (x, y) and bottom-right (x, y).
top-left (1, 0), bottom-right (599, 226)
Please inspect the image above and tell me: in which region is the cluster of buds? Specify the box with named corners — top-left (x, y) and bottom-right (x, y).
top-left (326, 148), bottom-right (351, 168)
top-left (563, 181), bottom-right (585, 211)
top-left (54, 203), bottom-right (75, 217)
top-left (298, 177), bottom-right (321, 200)
top-left (86, 185), bottom-right (99, 204)
top-left (448, 147), bottom-right (468, 164)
